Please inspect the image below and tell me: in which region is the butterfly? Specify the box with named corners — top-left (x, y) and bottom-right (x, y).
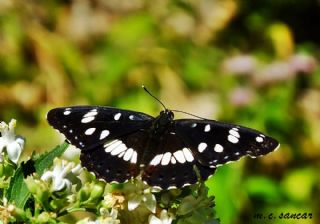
top-left (47, 101), bottom-right (279, 190)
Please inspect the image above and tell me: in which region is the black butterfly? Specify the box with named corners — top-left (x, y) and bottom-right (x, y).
top-left (47, 105), bottom-right (279, 189)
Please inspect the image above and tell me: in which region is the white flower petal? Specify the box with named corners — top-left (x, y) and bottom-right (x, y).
top-left (15, 137), bottom-right (25, 148)
top-left (53, 176), bottom-right (72, 192)
top-left (148, 210), bottom-right (173, 224)
top-left (52, 178), bottom-right (65, 191)
top-left (72, 164), bottom-right (83, 175)
top-left (143, 193), bottom-right (156, 213)
top-left (62, 145), bottom-right (81, 161)
top-left (110, 208), bottom-right (118, 219)
top-left (8, 119), bottom-right (16, 130)
top-left (148, 215), bottom-right (162, 224)
top-left (6, 141), bottom-right (23, 164)
top-left (41, 171), bottom-right (53, 181)
top-left (0, 138), bottom-right (5, 152)
top-left (128, 194), bottom-right (142, 211)
top-left (159, 210), bottom-right (173, 224)
top-left (63, 179), bottom-right (72, 192)
top-left (40, 159), bottom-right (77, 192)
top-left (0, 119), bottom-right (24, 164)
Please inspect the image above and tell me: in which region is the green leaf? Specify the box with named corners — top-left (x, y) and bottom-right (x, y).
top-left (6, 143), bottom-right (69, 208)
top-left (34, 142), bottom-right (69, 175)
top-left (6, 165), bottom-right (29, 208)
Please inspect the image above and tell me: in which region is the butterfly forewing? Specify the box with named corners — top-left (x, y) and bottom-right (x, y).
top-left (47, 106), bottom-right (153, 150)
top-left (174, 119), bottom-right (279, 168)
top-left (47, 106), bottom-right (154, 183)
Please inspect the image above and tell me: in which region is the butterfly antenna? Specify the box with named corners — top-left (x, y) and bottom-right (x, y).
top-left (142, 85), bottom-right (167, 110)
top-left (171, 109), bottom-right (207, 120)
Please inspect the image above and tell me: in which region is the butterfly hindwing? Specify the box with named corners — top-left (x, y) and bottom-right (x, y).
top-left (174, 119), bottom-right (279, 168)
top-left (141, 130), bottom-right (216, 189)
top-left (80, 145), bottom-right (137, 183)
top-left (141, 131), bottom-right (198, 189)
top-left (80, 130), bottom-right (150, 183)
top-left (47, 106), bottom-right (153, 150)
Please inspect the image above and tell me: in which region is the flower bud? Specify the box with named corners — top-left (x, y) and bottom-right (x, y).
top-left (90, 181), bottom-right (105, 201)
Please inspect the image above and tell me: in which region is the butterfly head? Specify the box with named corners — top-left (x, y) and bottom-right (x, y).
top-left (152, 109), bottom-right (174, 132)
top-left (160, 109), bottom-right (174, 120)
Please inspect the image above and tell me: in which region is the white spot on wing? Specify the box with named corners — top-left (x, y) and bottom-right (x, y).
top-left (81, 116), bottom-right (95, 123)
top-left (85, 127), bottom-right (96, 135)
top-left (63, 108), bottom-right (71, 115)
top-left (274, 143), bottom-right (280, 151)
top-left (208, 160), bottom-right (218, 167)
top-left (167, 185), bottom-right (177, 190)
top-left (114, 113), bottom-right (121, 120)
top-left (229, 129), bottom-right (240, 138)
top-left (204, 124), bottom-right (211, 132)
top-left (182, 183), bottom-right (191, 187)
top-left (161, 152), bottom-right (172, 165)
top-left (182, 148), bottom-right (194, 162)
top-left (118, 151), bottom-right (126, 158)
top-left (100, 130), bottom-right (110, 140)
top-left (104, 139), bottom-right (117, 147)
top-left (130, 151), bottom-right (137, 164)
top-left (83, 109), bottom-right (98, 118)
top-left (104, 140), bottom-right (122, 152)
top-left (150, 154), bottom-right (163, 166)
top-left (111, 143), bottom-right (127, 156)
top-left (198, 142), bottom-right (207, 153)
top-left (214, 144), bottom-right (224, 153)
top-left (129, 115), bottom-right (135, 120)
top-left (82, 109), bottom-right (98, 123)
top-left (228, 135), bottom-right (239, 144)
top-left (171, 156), bottom-right (176, 164)
top-left (256, 136), bottom-right (264, 143)
top-left (123, 148), bottom-right (134, 161)
top-left (173, 150), bottom-right (186, 163)
top-left (191, 123), bottom-right (197, 128)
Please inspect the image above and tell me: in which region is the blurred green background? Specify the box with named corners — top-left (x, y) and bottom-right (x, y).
top-left (0, 0), bottom-right (319, 223)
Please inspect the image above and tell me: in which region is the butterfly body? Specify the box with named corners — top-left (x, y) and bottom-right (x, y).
top-left (47, 106), bottom-right (279, 189)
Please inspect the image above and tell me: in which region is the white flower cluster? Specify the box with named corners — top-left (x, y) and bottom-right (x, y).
top-left (0, 119), bottom-right (24, 164)
top-left (41, 158), bottom-right (82, 192)
top-left (122, 179), bottom-right (174, 224)
top-left (0, 119), bottom-right (216, 223)
top-left (149, 210), bottom-right (173, 224)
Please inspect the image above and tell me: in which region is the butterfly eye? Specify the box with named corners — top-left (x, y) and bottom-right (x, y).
top-left (168, 111), bottom-right (174, 119)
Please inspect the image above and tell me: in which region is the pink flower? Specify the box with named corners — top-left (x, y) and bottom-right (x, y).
top-left (290, 54), bottom-right (317, 74)
top-left (229, 87), bottom-right (255, 107)
top-left (222, 55), bottom-right (257, 76)
top-left (253, 61), bottom-right (295, 86)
